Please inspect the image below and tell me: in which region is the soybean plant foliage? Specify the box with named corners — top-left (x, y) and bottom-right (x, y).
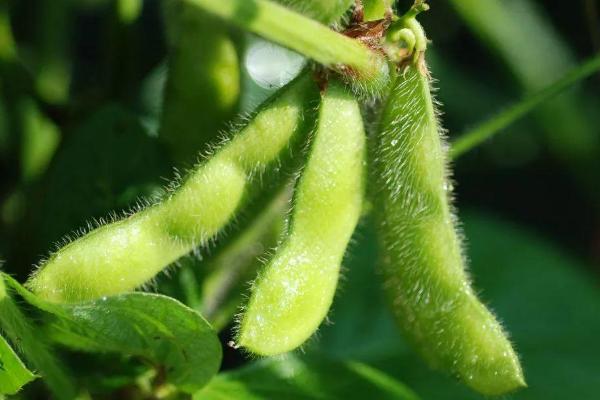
top-left (0, 1), bottom-right (599, 399)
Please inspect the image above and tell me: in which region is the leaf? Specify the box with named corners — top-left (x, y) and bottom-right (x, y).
top-left (0, 334), bottom-right (37, 395)
top-left (4, 276), bottom-right (222, 393)
top-left (61, 352), bottom-right (147, 396)
top-left (196, 355), bottom-right (419, 400)
top-left (0, 277), bottom-right (77, 399)
top-left (309, 212), bottom-right (600, 399)
top-left (48, 294), bottom-right (222, 393)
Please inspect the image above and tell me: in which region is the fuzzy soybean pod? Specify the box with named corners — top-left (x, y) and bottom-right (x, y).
top-left (372, 64), bottom-right (525, 395)
top-left (238, 80), bottom-right (365, 355)
top-left (27, 73), bottom-right (318, 304)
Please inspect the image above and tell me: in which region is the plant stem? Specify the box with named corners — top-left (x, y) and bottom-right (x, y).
top-left (451, 54), bottom-right (600, 159)
top-left (185, 0), bottom-right (386, 80)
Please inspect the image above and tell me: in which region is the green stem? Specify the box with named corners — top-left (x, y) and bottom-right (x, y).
top-left (185, 0), bottom-right (386, 80)
top-left (451, 54), bottom-right (600, 159)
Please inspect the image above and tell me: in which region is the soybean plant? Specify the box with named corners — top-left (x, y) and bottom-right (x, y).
top-left (15, 0), bottom-right (535, 397)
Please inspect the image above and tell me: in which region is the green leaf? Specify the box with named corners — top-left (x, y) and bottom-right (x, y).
top-left (196, 355), bottom-right (419, 400)
top-left (0, 334), bottom-right (37, 395)
top-left (310, 212), bottom-right (600, 399)
top-left (4, 276), bottom-right (222, 394)
top-left (0, 276), bottom-right (78, 399)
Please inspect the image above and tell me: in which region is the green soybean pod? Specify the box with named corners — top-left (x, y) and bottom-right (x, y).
top-left (238, 80), bottom-right (365, 355)
top-left (27, 73), bottom-right (318, 304)
top-left (372, 63), bottom-right (525, 395)
top-left (161, 0), bottom-right (240, 164)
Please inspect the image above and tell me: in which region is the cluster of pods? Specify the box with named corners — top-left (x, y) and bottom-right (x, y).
top-left (27, 1), bottom-right (524, 396)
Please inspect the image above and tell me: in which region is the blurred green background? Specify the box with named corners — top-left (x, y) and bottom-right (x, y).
top-left (0, 0), bottom-right (599, 398)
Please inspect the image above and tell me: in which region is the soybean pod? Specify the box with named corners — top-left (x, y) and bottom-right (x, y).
top-left (27, 73), bottom-right (318, 303)
top-left (0, 275), bottom-right (77, 399)
top-left (372, 6), bottom-right (525, 395)
top-left (238, 80), bottom-right (365, 355)
top-left (372, 58), bottom-right (525, 397)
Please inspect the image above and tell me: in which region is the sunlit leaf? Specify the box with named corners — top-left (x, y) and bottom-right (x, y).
top-left (0, 334), bottom-right (37, 395)
top-left (5, 276), bottom-right (222, 393)
top-left (0, 277), bottom-right (77, 399)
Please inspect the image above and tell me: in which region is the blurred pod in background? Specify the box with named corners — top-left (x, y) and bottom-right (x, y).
top-left (18, 98), bottom-right (60, 184)
top-left (34, 0), bottom-right (72, 105)
top-left (117, 0), bottom-right (143, 25)
top-left (160, 0), bottom-right (240, 165)
top-left (0, 2), bottom-right (16, 62)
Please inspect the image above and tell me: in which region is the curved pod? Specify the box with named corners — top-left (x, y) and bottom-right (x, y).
top-left (372, 65), bottom-right (525, 396)
top-left (239, 80), bottom-right (365, 355)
